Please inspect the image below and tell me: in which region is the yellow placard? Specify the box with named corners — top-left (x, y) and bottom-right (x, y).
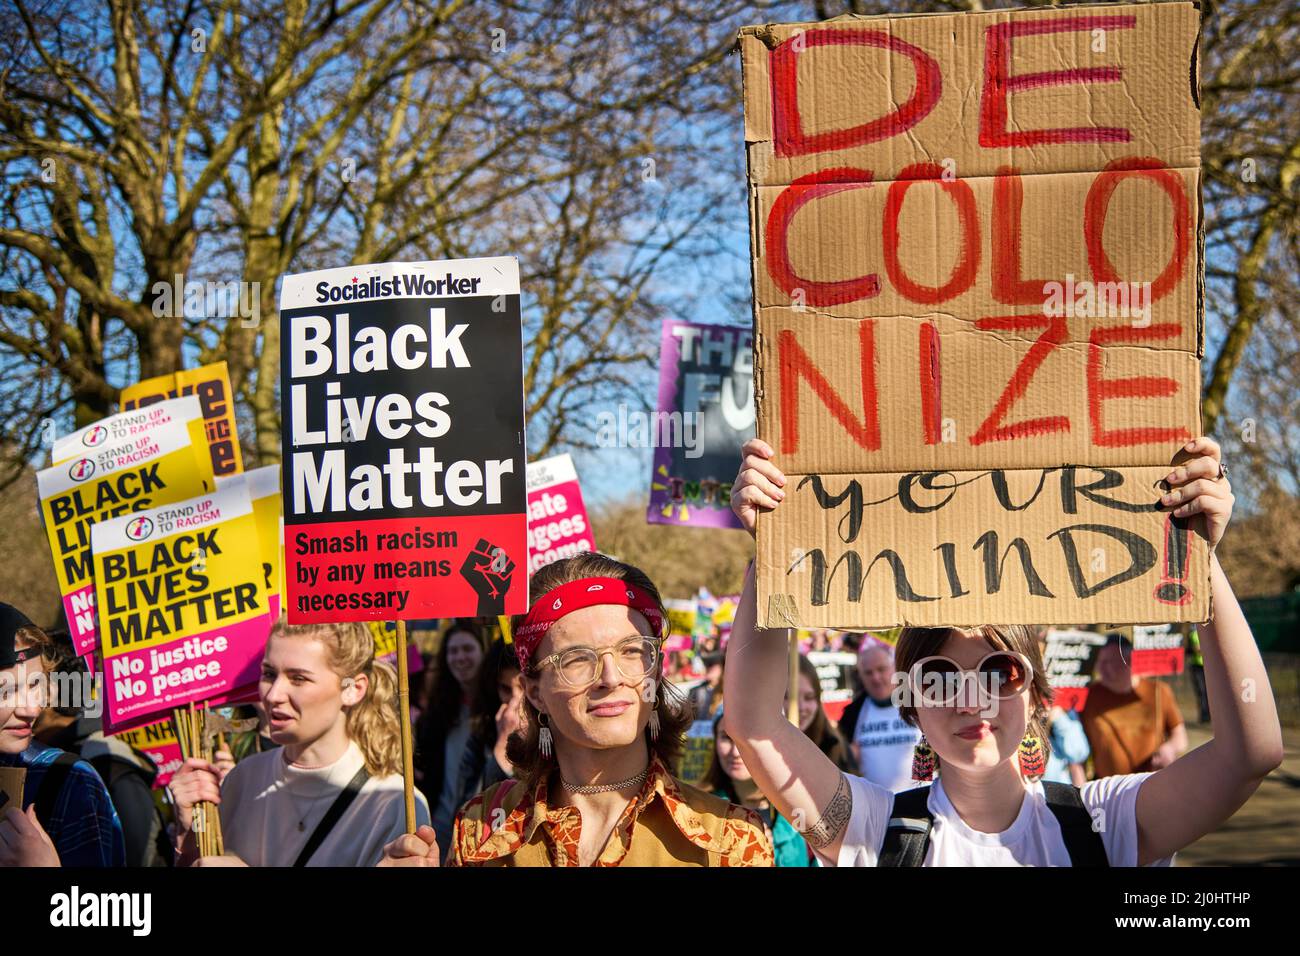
top-left (243, 466), bottom-right (284, 620)
top-left (121, 361), bottom-right (243, 477)
top-left (38, 398), bottom-right (215, 657)
top-left (367, 620), bottom-right (398, 660)
top-left (93, 478), bottom-right (270, 730)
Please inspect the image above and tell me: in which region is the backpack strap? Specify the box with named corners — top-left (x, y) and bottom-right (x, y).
top-left (1042, 781), bottom-right (1109, 867)
top-left (292, 766), bottom-right (371, 867)
top-left (33, 752), bottom-right (81, 829)
top-left (880, 781), bottom-right (1110, 867)
top-left (878, 785), bottom-right (933, 867)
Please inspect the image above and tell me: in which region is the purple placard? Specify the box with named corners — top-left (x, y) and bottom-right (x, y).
top-left (646, 320), bottom-right (754, 528)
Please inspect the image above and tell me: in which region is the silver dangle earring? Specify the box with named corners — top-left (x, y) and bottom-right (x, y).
top-left (648, 700), bottom-right (661, 741)
top-left (538, 712), bottom-right (553, 759)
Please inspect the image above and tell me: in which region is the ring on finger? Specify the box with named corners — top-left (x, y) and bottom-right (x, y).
top-left (1216, 462), bottom-right (1228, 481)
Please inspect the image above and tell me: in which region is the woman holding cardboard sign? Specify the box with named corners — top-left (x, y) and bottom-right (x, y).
top-left (381, 552), bottom-right (774, 867)
top-left (725, 436), bottom-right (1282, 866)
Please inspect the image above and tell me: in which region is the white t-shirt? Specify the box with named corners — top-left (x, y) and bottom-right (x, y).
top-left (219, 741), bottom-right (431, 867)
top-left (853, 699), bottom-right (922, 793)
top-left (824, 772), bottom-right (1175, 867)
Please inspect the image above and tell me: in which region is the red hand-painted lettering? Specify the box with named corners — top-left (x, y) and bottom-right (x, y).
top-left (778, 322), bottom-right (880, 454)
top-left (772, 29), bottom-right (942, 157)
top-left (979, 15), bottom-right (1136, 148)
top-left (970, 315), bottom-right (1070, 446)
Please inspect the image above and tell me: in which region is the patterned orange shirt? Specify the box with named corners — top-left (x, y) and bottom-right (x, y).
top-left (450, 755), bottom-right (773, 867)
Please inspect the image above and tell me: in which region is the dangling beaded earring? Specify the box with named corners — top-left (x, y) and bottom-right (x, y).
top-left (911, 735), bottom-right (937, 782)
top-left (1018, 734), bottom-right (1046, 781)
top-left (538, 712), bottom-right (553, 759)
top-left (647, 700), bottom-right (661, 741)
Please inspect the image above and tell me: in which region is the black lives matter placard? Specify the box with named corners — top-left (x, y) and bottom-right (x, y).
top-left (280, 257), bottom-right (526, 623)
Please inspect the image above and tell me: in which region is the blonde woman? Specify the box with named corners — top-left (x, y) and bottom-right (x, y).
top-left (169, 619), bottom-right (430, 866)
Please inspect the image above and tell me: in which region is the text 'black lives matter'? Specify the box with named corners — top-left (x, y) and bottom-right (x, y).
top-left (280, 257), bottom-right (527, 623)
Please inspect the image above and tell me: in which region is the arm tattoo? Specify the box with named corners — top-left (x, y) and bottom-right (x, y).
top-left (799, 773), bottom-right (852, 849)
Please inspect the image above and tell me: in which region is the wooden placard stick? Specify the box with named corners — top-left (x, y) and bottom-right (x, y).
top-left (396, 619), bottom-right (416, 834)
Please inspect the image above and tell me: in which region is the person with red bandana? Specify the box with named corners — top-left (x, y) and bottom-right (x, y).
top-left (380, 552), bottom-right (774, 867)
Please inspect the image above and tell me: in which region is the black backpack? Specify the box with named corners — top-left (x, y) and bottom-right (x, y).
top-left (878, 781), bottom-right (1109, 867)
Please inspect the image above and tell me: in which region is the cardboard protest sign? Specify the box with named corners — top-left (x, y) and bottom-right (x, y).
top-left (807, 650), bottom-right (857, 722)
top-left (1132, 623), bottom-right (1184, 676)
top-left (120, 361), bottom-right (244, 477)
top-left (0, 767), bottom-right (25, 814)
top-left (647, 320), bottom-right (755, 528)
top-left (280, 257), bottom-right (527, 623)
top-left (526, 454), bottom-right (595, 574)
top-left (111, 719), bottom-right (183, 789)
top-left (1043, 628), bottom-right (1107, 710)
top-left (92, 478), bottom-right (270, 731)
top-left (741, 3), bottom-right (1207, 628)
top-left (38, 396), bottom-right (216, 656)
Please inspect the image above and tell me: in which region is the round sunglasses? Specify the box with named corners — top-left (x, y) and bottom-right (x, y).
top-left (907, 651), bottom-right (1033, 707)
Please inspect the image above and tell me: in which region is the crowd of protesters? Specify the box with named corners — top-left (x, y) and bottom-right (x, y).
top-left (0, 435), bottom-right (1284, 868)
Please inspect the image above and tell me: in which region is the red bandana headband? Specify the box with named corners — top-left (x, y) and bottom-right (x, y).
top-left (513, 577), bottom-right (665, 673)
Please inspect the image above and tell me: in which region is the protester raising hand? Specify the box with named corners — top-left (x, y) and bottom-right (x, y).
top-left (724, 435), bottom-right (1283, 867)
top-left (730, 438), bottom-right (785, 537)
top-left (1160, 436), bottom-right (1233, 552)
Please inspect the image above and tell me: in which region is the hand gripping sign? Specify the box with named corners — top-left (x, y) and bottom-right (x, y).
top-left (92, 477), bottom-right (270, 732)
top-left (38, 396), bottom-right (216, 657)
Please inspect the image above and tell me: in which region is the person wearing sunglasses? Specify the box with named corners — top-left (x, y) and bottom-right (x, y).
top-left (380, 551), bottom-right (773, 867)
top-left (724, 436), bottom-right (1283, 866)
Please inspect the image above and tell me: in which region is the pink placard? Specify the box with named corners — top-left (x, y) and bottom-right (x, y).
top-left (526, 454), bottom-right (595, 575)
top-left (103, 614), bottom-right (269, 733)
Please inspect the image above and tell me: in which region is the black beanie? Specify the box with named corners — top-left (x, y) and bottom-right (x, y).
top-left (0, 603), bottom-right (40, 670)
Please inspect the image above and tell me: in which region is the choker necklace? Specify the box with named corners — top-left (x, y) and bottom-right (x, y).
top-left (560, 767), bottom-right (649, 795)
